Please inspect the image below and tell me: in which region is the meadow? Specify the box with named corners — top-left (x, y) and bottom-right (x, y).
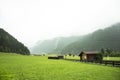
top-left (0, 53), bottom-right (120, 80)
top-left (64, 55), bottom-right (120, 61)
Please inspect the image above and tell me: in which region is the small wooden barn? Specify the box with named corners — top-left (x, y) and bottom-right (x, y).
top-left (79, 51), bottom-right (103, 62)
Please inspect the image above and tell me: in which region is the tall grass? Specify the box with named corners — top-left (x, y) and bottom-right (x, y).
top-left (0, 53), bottom-right (120, 80)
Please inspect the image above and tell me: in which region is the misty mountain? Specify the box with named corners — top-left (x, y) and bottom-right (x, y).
top-left (31, 23), bottom-right (120, 55)
top-left (61, 23), bottom-right (120, 54)
top-left (0, 28), bottom-right (30, 55)
top-left (31, 36), bottom-right (81, 54)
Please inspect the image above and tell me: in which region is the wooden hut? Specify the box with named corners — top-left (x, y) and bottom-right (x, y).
top-left (79, 51), bottom-right (103, 62)
top-left (48, 55), bottom-right (64, 59)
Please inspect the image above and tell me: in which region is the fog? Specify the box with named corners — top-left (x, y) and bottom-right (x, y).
top-left (0, 0), bottom-right (120, 47)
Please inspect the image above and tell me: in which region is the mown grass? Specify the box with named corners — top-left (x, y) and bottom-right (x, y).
top-left (0, 53), bottom-right (120, 80)
top-left (103, 57), bottom-right (120, 61)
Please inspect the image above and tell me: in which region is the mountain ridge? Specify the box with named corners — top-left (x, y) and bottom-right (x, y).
top-left (31, 23), bottom-right (120, 55)
top-left (0, 28), bottom-right (30, 55)
top-left (62, 23), bottom-right (120, 54)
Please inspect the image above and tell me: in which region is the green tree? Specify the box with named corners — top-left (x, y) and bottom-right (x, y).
top-left (101, 48), bottom-right (105, 56)
top-left (105, 48), bottom-right (112, 60)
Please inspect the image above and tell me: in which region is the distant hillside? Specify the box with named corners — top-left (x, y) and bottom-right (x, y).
top-left (61, 23), bottom-right (120, 54)
top-left (31, 36), bottom-right (81, 54)
top-left (31, 23), bottom-right (120, 55)
top-left (0, 28), bottom-right (30, 55)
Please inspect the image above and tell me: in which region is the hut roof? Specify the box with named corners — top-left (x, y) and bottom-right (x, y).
top-left (84, 51), bottom-right (99, 54)
top-left (79, 51), bottom-right (99, 56)
top-left (80, 51), bottom-right (99, 55)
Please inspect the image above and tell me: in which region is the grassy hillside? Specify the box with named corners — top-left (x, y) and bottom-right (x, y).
top-left (0, 53), bottom-right (120, 80)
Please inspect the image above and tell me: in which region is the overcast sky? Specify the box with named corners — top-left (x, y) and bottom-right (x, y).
top-left (0, 0), bottom-right (120, 47)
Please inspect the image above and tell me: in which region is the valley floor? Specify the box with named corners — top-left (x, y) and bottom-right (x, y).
top-left (0, 53), bottom-right (120, 80)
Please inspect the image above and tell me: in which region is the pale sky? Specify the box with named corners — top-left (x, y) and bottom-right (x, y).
top-left (0, 0), bottom-right (120, 48)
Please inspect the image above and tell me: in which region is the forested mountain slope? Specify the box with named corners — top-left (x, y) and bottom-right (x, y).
top-left (0, 28), bottom-right (30, 55)
top-left (31, 36), bottom-right (81, 54)
top-left (61, 23), bottom-right (120, 54)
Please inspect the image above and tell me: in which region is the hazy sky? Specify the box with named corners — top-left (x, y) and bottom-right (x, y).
top-left (0, 0), bottom-right (120, 47)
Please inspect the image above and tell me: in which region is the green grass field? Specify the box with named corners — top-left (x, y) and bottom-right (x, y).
top-left (0, 53), bottom-right (120, 80)
top-left (65, 55), bottom-right (120, 61)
